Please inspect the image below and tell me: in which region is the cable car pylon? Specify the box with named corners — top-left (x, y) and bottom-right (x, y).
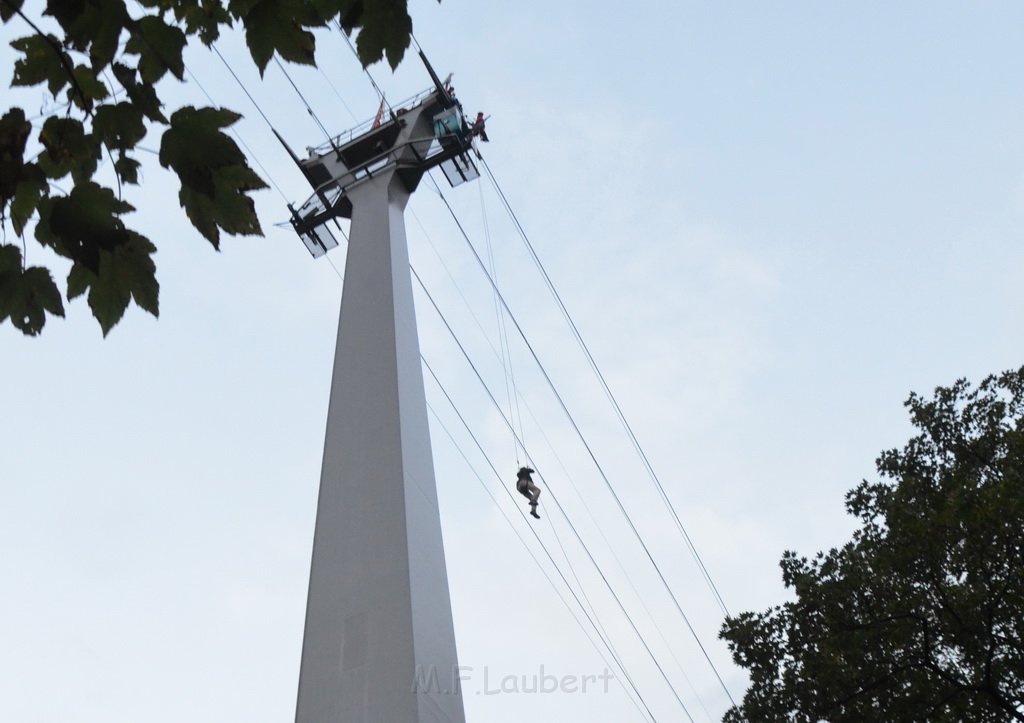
top-left (279, 53), bottom-right (481, 723)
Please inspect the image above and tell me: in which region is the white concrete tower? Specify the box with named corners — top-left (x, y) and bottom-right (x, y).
top-left (283, 69), bottom-right (481, 723)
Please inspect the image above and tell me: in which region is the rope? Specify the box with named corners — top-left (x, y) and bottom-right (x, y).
top-left (479, 181), bottom-right (523, 464)
top-left (211, 44), bottom-right (274, 128)
top-left (272, 56), bottom-right (335, 145)
top-left (413, 266), bottom-right (698, 722)
top-left (334, 20), bottom-right (392, 115)
top-left (481, 157), bottom-right (732, 619)
top-left (424, 381), bottom-right (657, 722)
top-left (316, 66), bottom-right (359, 123)
top-left (425, 172), bottom-right (736, 707)
top-left (407, 208), bottom-right (714, 718)
top-left (184, 58), bottom-right (290, 204)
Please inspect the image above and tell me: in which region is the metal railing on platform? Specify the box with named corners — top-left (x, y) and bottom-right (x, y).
top-left (311, 86), bottom-right (440, 153)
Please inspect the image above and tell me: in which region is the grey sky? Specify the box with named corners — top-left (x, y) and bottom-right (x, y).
top-left (2, 1), bottom-right (1023, 721)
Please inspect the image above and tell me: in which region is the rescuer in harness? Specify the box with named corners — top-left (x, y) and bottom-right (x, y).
top-left (470, 112), bottom-right (489, 143)
top-left (467, 111), bottom-right (489, 159)
top-left (516, 466), bottom-right (541, 519)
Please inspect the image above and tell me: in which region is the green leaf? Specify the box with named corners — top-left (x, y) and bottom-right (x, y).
top-left (227, 0), bottom-right (261, 17)
top-left (10, 164), bottom-right (48, 236)
top-left (44, 0), bottom-right (128, 71)
top-left (355, 0), bottom-right (411, 69)
top-left (107, 232), bottom-right (158, 316)
top-left (68, 63), bottom-right (110, 111)
top-left (159, 106), bottom-right (244, 195)
top-left (35, 181), bottom-right (134, 271)
top-left (10, 33), bottom-right (70, 96)
top-left (92, 102), bottom-right (146, 151)
top-left (308, 0), bottom-right (359, 24)
top-left (66, 261), bottom-right (91, 300)
top-left (65, 231), bottom-right (159, 335)
top-left (231, 0), bottom-right (319, 75)
top-left (89, 0), bottom-right (128, 70)
top-left (173, 0), bottom-right (231, 45)
top-left (0, 244), bottom-right (65, 336)
top-left (113, 154), bottom-right (141, 184)
top-left (125, 15), bottom-right (186, 83)
top-left (37, 116), bottom-right (101, 182)
top-left (159, 106), bottom-right (268, 247)
top-left (0, 108), bottom-right (31, 205)
top-left (177, 165), bottom-right (264, 243)
top-left (337, 0), bottom-right (363, 33)
top-left (110, 63), bottom-right (167, 123)
top-left (1, 0), bottom-right (24, 23)
top-left (0, 111), bottom-right (46, 252)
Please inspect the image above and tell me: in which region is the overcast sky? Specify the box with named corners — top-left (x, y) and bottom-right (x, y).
top-left (3, 2), bottom-right (1024, 721)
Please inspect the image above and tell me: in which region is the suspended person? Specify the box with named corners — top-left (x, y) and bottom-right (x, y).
top-left (516, 466), bottom-right (541, 519)
top-left (465, 112), bottom-right (489, 160)
top-left (470, 112), bottom-right (489, 142)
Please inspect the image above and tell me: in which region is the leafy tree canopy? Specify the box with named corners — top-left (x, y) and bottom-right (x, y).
top-left (720, 369), bottom-right (1024, 722)
top-left (0, 0), bottom-right (417, 336)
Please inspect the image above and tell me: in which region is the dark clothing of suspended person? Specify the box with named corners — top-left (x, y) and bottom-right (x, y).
top-left (516, 466), bottom-right (541, 519)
